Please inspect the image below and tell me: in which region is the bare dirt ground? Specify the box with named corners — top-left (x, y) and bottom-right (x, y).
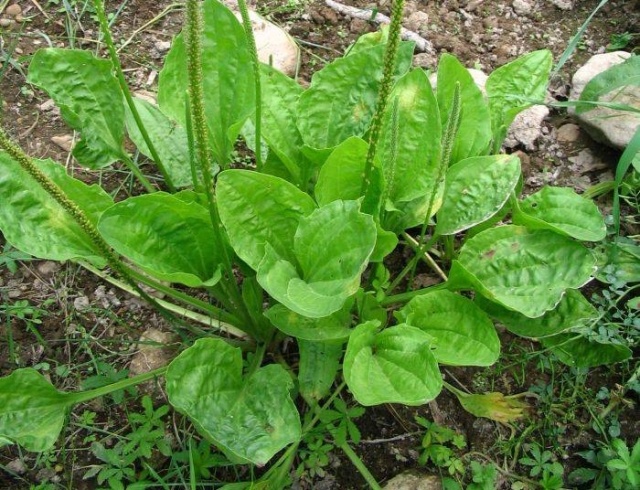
top-left (0, 0), bottom-right (639, 488)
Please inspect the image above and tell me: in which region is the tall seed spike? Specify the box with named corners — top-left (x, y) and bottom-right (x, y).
top-left (361, 0), bottom-right (406, 200)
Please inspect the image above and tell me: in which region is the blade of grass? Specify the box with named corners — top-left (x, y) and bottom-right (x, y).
top-left (550, 0), bottom-right (609, 79)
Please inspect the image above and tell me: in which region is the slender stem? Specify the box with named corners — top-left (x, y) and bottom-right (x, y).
top-left (381, 282), bottom-right (449, 306)
top-left (185, 97), bottom-right (202, 192)
top-left (237, 0), bottom-right (263, 171)
top-left (407, 82), bottom-right (461, 286)
top-left (80, 262), bottom-right (247, 337)
top-left (70, 366), bottom-right (168, 404)
top-left (121, 153), bottom-right (157, 194)
top-left (185, 0), bottom-right (257, 337)
top-left (402, 233), bottom-right (447, 281)
top-left (338, 442), bottom-right (382, 490)
top-left (93, 0), bottom-right (176, 192)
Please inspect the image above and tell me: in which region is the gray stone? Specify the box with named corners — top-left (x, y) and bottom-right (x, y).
top-left (570, 51), bottom-right (639, 150)
top-left (234, 10), bottom-right (299, 76)
top-left (73, 296), bottom-right (91, 311)
top-left (36, 261), bottom-right (60, 276)
top-left (549, 0), bottom-right (573, 9)
top-left (51, 134), bottom-right (74, 152)
top-left (504, 104), bottom-right (550, 150)
top-left (406, 11), bottom-right (430, 35)
top-left (383, 471), bottom-right (442, 490)
top-left (512, 0), bottom-right (534, 16)
top-left (154, 40), bottom-right (171, 53)
top-left (556, 123), bottom-right (582, 142)
top-left (413, 53), bottom-right (436, 69)
top-left (129, 328), bottom-right (178, 377)
top-left (5, 4), bottom-right (21, 17)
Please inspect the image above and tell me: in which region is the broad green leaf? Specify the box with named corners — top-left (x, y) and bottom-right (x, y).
top-left (486, 50), bottom-right (552, 148)
top-left (476, 289), bottom-right (598, 338)
top-left (346, 25), bottom-right (390, 55)
top-left (297, 42), bottom-right (414, 150)
top-left (577, 55), bottom-right (640, 114)
top-left (298, 339), bottom-right (344, 405)
top-left (98, 193), bottom-right (221, 287)
top-left (265, 303), bottom-right (353, 341)
top-left (125, 97), bottom-right (192, 187)
top-left (259, 64), bottom-right (307, 183)
top-left (437, 54), bottom-right (492, 163)
top-left (436, 154), bottom-right (520, 235)
top-left (513, 186), bottom-right (606, 241)
top-left (448, 226), bottom-right (596, 318)
top-left (315, 137), bottom-right (371, 206)
top-left (379, 69), bottom-right (443, 231)
top-left (258, 200), bottom-right (376, 318)
top-left (166, 338), bottom-right (301, 465)
top-left (157, 0), bottom-right (255, 164)
top-left (314, 136), bottom-right (384, 215)
top-left (541, 334), bottom-right (632, 368)
top-left (0, 369), bottom-right (73, 452)
top-left (397, 290), bottom-right (499, 366)
top-left (596, 241), bottom-right (640, 285)
top-left (217, 170), bottom-right (316, 269)
top-left (344, 322), bottom-right (442, 406)
top-left (0, 155), bottom-right (112, 267)
top-left (28, 48), bottom-right (125, 167)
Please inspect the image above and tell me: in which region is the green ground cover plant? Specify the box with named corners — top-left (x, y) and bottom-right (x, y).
top-left (0, 0), bottom-right (635, 487)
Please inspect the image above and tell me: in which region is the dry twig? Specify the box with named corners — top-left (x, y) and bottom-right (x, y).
top-left (324, 0), bottom-right (434, 54)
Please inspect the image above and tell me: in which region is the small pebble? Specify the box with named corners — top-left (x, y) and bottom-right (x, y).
top-left (73, 296), bottom-right (91, 311)
top-left (51, 134), bottom-right (74, 152)
top-left (154, 40), bottom-right (171, 52)
top-left (556, 123), bottom-right (581, 143)
top-left (5, 4), bottom-right (22, 17)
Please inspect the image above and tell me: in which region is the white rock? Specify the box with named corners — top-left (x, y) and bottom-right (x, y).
top-left (129, 328), bottom-right (178, 377)
top-left (36, 261), bottom-right (60, 276)
top-left (234, 10), bottom-right (299, 76)
top-left (570, 51), bottom-right (639, 150)
top-left (549, 0), bottom-right (573, 10)
top-left (5, 4), bottom-right (21, 17)
top-left (50, 134), bottom-right (74, 152)
top-left (6, 458), bottom-right (27, 475)
top-left (39, 99), bottom-right (56, 112)
top-left (405, 11), bottom-right (430, 34)
top-left (556, 123), bottom-right (582, 142)
top-left (512, 0), bottom-right (534, 16)
top-left (383, 471), bottom-right (442, 490)
top-left (504, 104), bottom-right (550, 150)
top-left (73, 296), bottom-right (90, 311)
top-left (154, 40), bottom-right (171, 53)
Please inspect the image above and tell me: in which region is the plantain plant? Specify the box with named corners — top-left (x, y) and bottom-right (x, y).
top-left (0, 0), bottom-right (624, 486)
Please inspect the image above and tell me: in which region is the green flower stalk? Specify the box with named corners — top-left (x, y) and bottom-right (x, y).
top-left (361, 0), bottom-right (406, 197)
top-left (92, 0), bottom-right (176, 193)
top-left (185, 0), bottom-right (214, 191)
top-left (408, 82), bottom-right (461, 283)
top-left (237, 0), bottom-right (263, 171)
top-left (184, 0), bottom-right (265, 340)
top-left (0, 127), bottom-right (177, 324)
